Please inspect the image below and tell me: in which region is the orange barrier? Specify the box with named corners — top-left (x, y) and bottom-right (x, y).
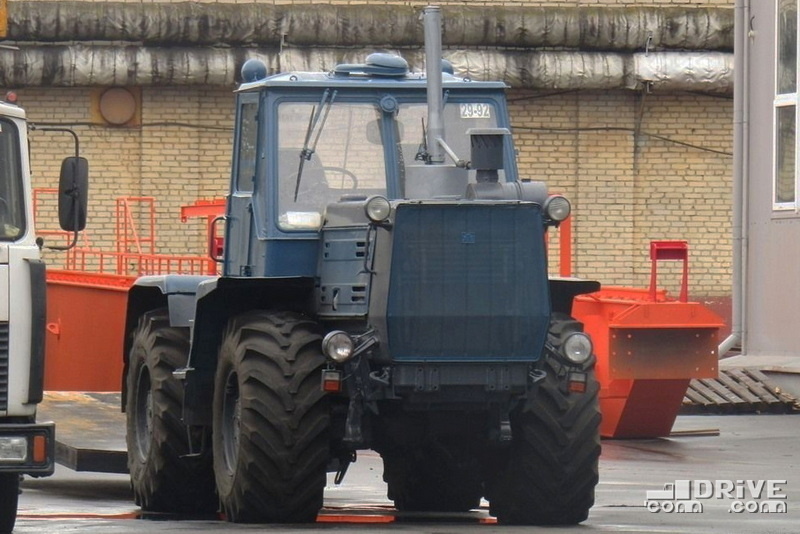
top-left (39, 195), bottom-right (221, 392)
top-left (44, 271), bottom-right (134, 391)
top-left (573, 242), bottom-right (724, 438)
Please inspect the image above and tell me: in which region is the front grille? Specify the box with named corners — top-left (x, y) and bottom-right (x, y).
top-left (0, 322), bottom-right (8, 411)
top-left (387, 203), bottom-right (550, 362)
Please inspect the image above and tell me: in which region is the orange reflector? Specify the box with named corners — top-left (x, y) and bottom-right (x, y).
top-left (568, 371), bottom-right (587, 393)
top-left (568, 382), bottom-right (586, 393)
top-left (317, 514), bottom-right (395, 523)
top-left (321, 370), bottom-right (343, 393)
top-left (323, 380), bottom-right (342, 393)
top-left (33, 435), bottom-right (47, 463)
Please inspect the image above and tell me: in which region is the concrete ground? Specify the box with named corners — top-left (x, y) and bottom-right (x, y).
top-left (13, 414), bottom-right (800, 534)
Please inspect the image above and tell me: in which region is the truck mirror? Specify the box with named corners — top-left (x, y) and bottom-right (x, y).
top-left (58, 156), bottom-right (89, 232)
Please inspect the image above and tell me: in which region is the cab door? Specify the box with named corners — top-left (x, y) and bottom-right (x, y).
top-left (224, 93), bottom-right (259, 277)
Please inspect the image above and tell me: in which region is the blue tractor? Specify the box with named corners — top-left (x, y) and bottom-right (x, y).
top-left (121, 7), bottom-right (601, 525)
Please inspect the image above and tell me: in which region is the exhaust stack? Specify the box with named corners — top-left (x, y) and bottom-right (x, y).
top-left (423, 6), bottom-right (445, 164)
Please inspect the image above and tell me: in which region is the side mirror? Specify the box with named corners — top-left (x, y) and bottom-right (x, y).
top-left (209, 215), bottom-right (226, 264)
top-left (58, 156), bottom-right (89, 232)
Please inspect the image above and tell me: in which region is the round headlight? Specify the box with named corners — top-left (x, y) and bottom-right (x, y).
top-left (322, 331), bottom-right (355, 363)
top-left (365, 196), bottom-right (391, 223)
top-left (544, 195), bottom-right (571, 222)
top-left (562, 332), bottom-right (593, 365)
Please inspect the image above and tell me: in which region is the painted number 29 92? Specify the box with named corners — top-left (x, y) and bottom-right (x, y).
top-left (460, 103), bottom-right (492, 119)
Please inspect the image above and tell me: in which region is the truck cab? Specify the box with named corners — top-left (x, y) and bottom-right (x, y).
top-left (0, 94), bottom-right (88, 534)
top-left (0, 97), bottom-right (52, 534)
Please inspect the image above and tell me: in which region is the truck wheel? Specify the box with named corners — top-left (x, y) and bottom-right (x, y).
top-left (125, 309), bottom-right (217, 513)
top-left (382, 447), bottom-right (482, 512)
top-left (489, 316), bottom-right (601, 525)
top-left (0, 474), bottom-right (19, 534)
top-left (212, 311), bottom-right (329, 523)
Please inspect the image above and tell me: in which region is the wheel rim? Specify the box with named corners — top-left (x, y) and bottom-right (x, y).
top-left (221, 370), bottom-right (241, 474)
top-left (133, 365), bottom-right (153, 461)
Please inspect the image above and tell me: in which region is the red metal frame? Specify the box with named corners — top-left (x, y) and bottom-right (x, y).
top-left (649, 240), bottom-right (689, 302)
top-left (181, 199), bottom-right (226, 272)
top-left (573, 240), bottom-right (724, 438)
top-left (35, 192), bottom-right (221, 391)
top-left (34, 190), bottom-right (218, 277)
top-left (38, 191), bottom-right (722, 439)
top-left (559, 216), bottom-right (572, 277)
top-left (115, 197), bottom-right (156, 273)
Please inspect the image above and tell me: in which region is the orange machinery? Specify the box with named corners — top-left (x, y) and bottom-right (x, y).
top-left (38, 194), bottom-right (223, 391)
top-left (39, 194), bottom-right (723, 439)
top-left (573, 241), bottom-right (724, 438)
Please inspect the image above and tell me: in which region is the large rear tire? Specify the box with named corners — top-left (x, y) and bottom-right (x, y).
top-left (489, 315), bottom-right (601, 525)
top-left (125, 309), bottom-right (217, 513)
top-left (0, 474), bottom-right (19, 534)
top-left (212, 311), bottom-right (329, 523)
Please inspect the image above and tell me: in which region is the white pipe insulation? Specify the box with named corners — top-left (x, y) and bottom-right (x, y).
top-left (0, 45), bottom-right (734, 91)
top-left (5, 2), bottom-right (734, 51)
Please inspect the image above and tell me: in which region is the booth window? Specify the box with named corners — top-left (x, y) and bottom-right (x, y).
top-left (775, 0), bottom-right (798, 210)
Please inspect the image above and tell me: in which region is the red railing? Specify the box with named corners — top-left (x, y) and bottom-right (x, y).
top-left (34, 190), bottom-right (219, 276)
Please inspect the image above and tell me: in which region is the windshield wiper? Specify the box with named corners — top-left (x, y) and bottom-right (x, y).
top-left (414, 117), bottom-right (428, 162)
top-left (294, 89), bottom-right (336, 201)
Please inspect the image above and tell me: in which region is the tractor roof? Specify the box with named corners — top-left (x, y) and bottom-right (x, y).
top-left (237, 53), bottom-right (507, 93)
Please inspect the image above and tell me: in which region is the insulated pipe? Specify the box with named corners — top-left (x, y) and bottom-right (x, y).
top-left (0, 45), bottom-right (734, 92)
top-left (5, 2), bottom-right (734, 51)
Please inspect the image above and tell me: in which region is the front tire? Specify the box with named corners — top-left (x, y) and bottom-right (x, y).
top-left (212, 311), bottom-right (329, 523)
top-left (125, 309), bottom-right (216, 513)
top-left (489, 316), bottom-right (601, 525)
top-left (0, 474), bottom-right (19, 534)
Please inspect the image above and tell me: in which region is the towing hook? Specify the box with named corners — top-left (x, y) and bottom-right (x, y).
top-left (528, 369), bottom-right (547, 384)
top-left (368, 368), bottom-right (391, 386)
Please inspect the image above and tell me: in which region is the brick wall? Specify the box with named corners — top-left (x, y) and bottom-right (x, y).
top-left (21, 84), bottom-right (732, 296)
top-left (509, 88), bottom-right (732, 296)
top-left (22, 86), bottom-right (234, 264)
top-left (13, 0), bottom-right (734, 299)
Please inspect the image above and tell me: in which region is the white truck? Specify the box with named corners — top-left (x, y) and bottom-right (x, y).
top-left (0, 93), bottom-right (87, 533)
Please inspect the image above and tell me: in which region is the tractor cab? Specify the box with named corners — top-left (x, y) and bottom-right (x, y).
top-left (224, 54), bottom-right (522, 278)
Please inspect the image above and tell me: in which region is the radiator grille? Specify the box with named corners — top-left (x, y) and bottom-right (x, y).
top-left (387, 203), bottom-right (550, 362)
top-left (0, 322), bottom-right (9, 411)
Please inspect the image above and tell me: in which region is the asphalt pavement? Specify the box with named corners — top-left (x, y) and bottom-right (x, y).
top-left (13, 414), bottom-right (800, 533)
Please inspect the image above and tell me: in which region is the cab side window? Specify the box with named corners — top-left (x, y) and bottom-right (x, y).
top-left (235, 102), bottom-right (258, 192)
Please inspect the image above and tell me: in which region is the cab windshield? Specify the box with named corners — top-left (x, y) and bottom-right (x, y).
top-left (394, 101), bottom-right (505, 186)
top-left (277, 101), bottom-right (387, 231)
top-left (275, 97), bottom-right (504, 231)
top-left (0, 118), bottom-right (26, 240)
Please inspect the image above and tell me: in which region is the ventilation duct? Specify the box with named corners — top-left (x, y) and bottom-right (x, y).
top-left (0, 45), bottom-right (733, 93)
top-left (6, 2), bottom-right (733, 51)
